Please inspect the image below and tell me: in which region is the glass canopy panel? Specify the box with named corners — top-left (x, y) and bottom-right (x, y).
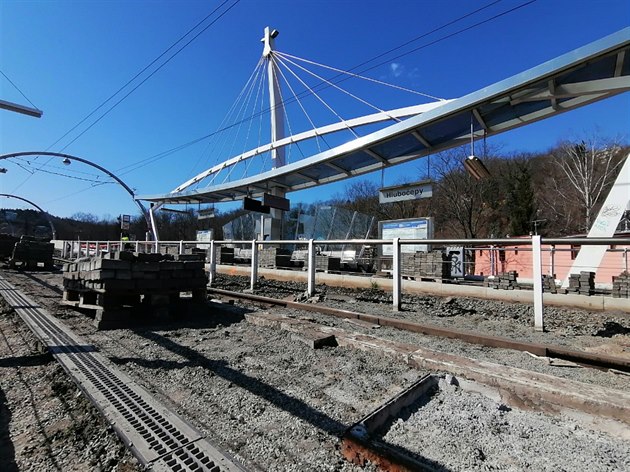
top-left (420, 112), bottom-right (479, 145)
top-left (370, 133), bottom-right (425, 159)
top-left (333, 151), bottom-right (379, 171)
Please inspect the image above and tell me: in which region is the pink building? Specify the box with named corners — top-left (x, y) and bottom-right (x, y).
top-left (473, 234), bottom-right (630, 286)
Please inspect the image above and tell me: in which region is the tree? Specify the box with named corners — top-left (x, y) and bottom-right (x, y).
top-left (504, 157), bottom-right (537, 236)
top-left (430, 147), bottom-right (501, 238)
top-left (551, 137), bottom-right (623, 233)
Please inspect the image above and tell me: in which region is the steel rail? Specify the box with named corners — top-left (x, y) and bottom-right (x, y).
top-left (207, 287), bottom-right (630, 373)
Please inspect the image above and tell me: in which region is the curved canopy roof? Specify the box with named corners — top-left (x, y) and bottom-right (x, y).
top-left (139, 28), bottom-right (630, 205)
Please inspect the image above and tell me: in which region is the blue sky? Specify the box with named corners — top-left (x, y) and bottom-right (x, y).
top-left (1, 0), bottom-right (629, 220)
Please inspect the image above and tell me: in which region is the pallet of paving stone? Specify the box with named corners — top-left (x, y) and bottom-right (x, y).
top-left (612, 271), bottom-right (630, 298)
top-left (305, 255), bottom-right (341, 271)
top-left (542, 274), bottom-right (558, 293)
top-left (9, 235), bottom-right (54, 269)
top-left (0, 234), bottom-right (19, 259)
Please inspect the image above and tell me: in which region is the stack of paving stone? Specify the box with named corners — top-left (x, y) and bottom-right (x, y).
top-left (401, 253), bottom-right (416, 276)
top-left (63, 251), bottom-right (207, 295)
top-left (402, 251), bottom-right (450, 279)
top-left (542, 274), bottom-right (558, 294)
top-left (305, 255), bottom-right (341, 271)
top-left (62, 251), bottom-right (207, 328)
top-left (258, 247), bottom-right (292, 268)
top-left (612, 271), bottom-right (630, 298)
top-left (566, 271), bottom-right (595, 295)
top-left (10, 235), bottom-right (54, 268)
top-left (214, 246), bottom-right (234, 264)
top-left (484, 271), bottom-right (519, 290)
top-left (0, 233), bottom-right (19, 259)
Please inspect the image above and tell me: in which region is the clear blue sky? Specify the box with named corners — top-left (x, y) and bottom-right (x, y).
top-left (1, 0), bottom-right (629, 220)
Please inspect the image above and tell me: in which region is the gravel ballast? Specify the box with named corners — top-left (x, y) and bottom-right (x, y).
top-left (1, 268), bottom-right (629, 471)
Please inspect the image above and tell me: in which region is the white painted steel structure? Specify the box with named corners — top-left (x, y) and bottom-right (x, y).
top-left (56, 236), bottom-right (630, 332)
top-left (140, 28), bottom-right (630, 206)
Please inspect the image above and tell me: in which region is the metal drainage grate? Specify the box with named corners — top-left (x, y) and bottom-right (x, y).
top-left (0, 277), bottom-right (247, 472)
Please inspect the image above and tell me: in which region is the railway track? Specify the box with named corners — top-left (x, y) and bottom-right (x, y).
top-left (3, 268), bottom-right (630, 471)
top-left (208, 287), bottom-right (630, 373)
top-left (0, 274), bottom-right (248, 472)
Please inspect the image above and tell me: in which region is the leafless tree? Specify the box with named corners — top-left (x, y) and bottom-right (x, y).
top-left (551, 136), bottom-right (623, 232)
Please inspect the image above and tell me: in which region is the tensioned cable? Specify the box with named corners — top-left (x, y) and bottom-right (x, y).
top-left (235, 57), bottom-right (267, 180)
top-left (12, 0), bottom-right (241, 194)
top-left (274, 54), bottom-right (359, 138)
top-left (0, 69), bottom-right (39, 109)
top-left (13, 156), bottom-right (104, 178)
top-left (273, 55), bottom-right (326, 155)
top-left (109, 0), bottom-right (533, 178)
top-left (56, 0), bottom-right (241, 154)
top-left (276, 53), bottom-right (398, 122)
top-left (9, 160), bottom-right (112, 184)
top-left (275, 51), bottom-right (445, 101)
top-left (186, 57), bottom-right (266, 181)
top-left (50, 0), bottom-right (236, 155)
top-left (45, 182), bottom-right (110, 204)
top-left (242, 61), bottom-right (269, 179)
top-left (221, 59), bottom-right (267, 184)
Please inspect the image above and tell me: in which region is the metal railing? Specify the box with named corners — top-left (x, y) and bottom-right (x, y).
top-left (55, 236), bottom-right (630, 332)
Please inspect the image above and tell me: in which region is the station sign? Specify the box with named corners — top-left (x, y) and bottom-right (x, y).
top-left (263, 193), bottom-right (290, 211)
top-left (243, 197), bottom-right (270, 214)
top-left (120, 214), bottom-right (131, 230)
top-left (379, 180), bottom-right (433, 204)
top-left (198, 208), bottom-right (215, 220)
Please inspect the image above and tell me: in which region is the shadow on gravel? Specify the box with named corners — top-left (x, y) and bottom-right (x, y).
top-left (0, 352), bottom-right (52, 368)
top-left (20, 272), bottom-right (63, 295)
top-left (118, 329), bottom-right (450, 470)
top-left (593, 321), bottom-right (630, 338)
top-left (0, 387), bottom-right (18, 472)
top-left (126, 301), bottom-right (251, 332)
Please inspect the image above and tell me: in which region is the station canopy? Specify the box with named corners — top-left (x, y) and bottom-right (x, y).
top-left (139, 28), bottom-right (630, 205)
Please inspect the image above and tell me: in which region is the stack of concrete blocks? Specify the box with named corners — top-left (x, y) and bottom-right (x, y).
top-left (305, 255), bottom-right (341, 272)
top-left (258, 247), bottom-right (292, 268)
top-left (62, 251), bottom-right (207, 328)
top-left (10, 235), bottom-right (54, 269)
top-left (402, 251), bottom-right (450, 279)
top-left (542, 274), bottom-right (558, 294)
top-left (484, 271), bottom-right (519, 290)
top-left (567, 271), bottom-right (595, 295)
top-left (0, 234), bottom-right (19, 259)
top-left (612, 271), bottom-right (630, 298)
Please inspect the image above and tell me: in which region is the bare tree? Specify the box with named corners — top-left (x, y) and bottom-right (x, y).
top-left (430, 147), bottom-right (500, 238)
top-left (551, 136), bottom-right (623, 232)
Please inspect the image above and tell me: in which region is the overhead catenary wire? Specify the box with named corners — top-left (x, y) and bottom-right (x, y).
top-left (0, 69), bottom-right (40, 110)
top-left (11, 0), bottom-right (241, 194)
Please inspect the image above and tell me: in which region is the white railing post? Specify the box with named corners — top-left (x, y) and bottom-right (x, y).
top-left (250, 239), bottom-right (258, 291)
top-left (179, 240), bottom-right (184, 255)
top-left (95, 241), bottom-right (100, 257)
top-left (106, 241), bottom-right (111, 253)
top-left (532, 235), bottom-right (544, 331)
top-left (550, 244), bottom-right (555, 276)
top-left (393, 237), bottom-right (401, 311)
top-left (134, 240), bottom-right (139, 253)
top-left (209, 240), bottom-right (216, 286)
top-left (77, 239), bottom-right (81, 258)
top-left (624, 248), bottom-right (628, 273)
top-left (154, 240), bottom-right (159, 254)
top-left (307, 239), bottom-right (316, 296)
